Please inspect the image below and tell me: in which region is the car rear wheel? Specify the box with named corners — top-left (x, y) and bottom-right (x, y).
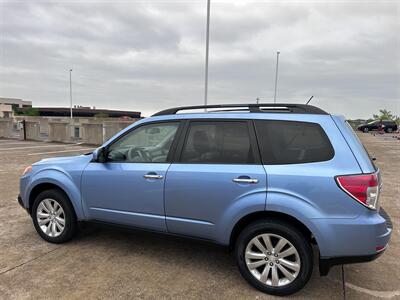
top-left (32, 189), bottom-right (77, 243)
top-left (235, 220), bottom-right (313, 296)
top-left (386, 128), bottom-right (393, 133)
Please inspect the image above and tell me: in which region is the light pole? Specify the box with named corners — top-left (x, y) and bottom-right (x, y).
top-left (204, 0), bottom-right (211, 107)
top-left (273, 51), bottom-right (280, 104)
top-left (69, 69), bottom-right (73, 119)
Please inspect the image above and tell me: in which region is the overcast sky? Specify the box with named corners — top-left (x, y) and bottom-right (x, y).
top-left (1, 0), bottom-right (399, 118)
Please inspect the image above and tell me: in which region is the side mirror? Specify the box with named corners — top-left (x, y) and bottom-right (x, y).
top-left (92, 147), bottom-right (107, 163)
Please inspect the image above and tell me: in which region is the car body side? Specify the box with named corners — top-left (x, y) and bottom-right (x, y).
top-left (19, 112), bottom-right (391, 261)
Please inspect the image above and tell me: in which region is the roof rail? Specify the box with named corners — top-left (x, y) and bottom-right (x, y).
top-left (152, 103), bottom-right (328, 116)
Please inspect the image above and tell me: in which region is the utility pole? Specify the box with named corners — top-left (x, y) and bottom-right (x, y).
top-left (204, 0), bottom-right (211, 107)
top-left (69, 69), bottom-right (73, 119)
top-left (273, 51), bottom-right (280, 104)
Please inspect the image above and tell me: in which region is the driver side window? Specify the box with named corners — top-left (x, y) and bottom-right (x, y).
top-left (107, 122), bottom-right (179, 163)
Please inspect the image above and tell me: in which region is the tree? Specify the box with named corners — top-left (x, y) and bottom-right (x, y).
top-left (22, 107), bottom-right (39, 116)
top-left (372, 109), bottom-right (396, 121)
top-left (94, 112), bottom-right (109, 118)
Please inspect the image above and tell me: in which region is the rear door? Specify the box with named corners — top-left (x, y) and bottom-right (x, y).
top-left (164, 120), bottom-right (267, 240)
top-left (383, 120), bottom-right (396, 131)
top-left (371, 121), bottom-right (380, 130)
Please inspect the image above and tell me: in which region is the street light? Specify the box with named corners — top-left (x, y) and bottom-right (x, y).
top-left (204, 0), bottom-right (211, 107)
top-left (69, 69), bottom-right (73, 119)
top-left (273, 51), bottom-right (280, 104)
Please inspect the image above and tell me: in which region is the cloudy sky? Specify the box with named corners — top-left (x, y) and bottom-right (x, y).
top-left (1, 0), bottom-right (399, 118)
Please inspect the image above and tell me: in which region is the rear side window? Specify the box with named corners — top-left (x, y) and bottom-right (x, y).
top-left (383, 120), bottom-right (395, 125)
top-left (180, 121), bottom-right (255, 164)
top-left (255, 120), bottom-right (334, 164)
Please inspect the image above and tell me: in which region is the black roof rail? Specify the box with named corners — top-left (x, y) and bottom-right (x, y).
top-left (152, 103), bottom-right (328, 116)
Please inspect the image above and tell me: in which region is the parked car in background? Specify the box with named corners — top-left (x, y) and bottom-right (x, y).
top-left (18, 103), bottom-right (392, 296)
top-left (357, 120), bottom-right (398, 133)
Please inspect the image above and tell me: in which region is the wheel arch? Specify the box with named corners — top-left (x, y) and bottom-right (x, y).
top-left (27, 178), bottom-right (84, 219)
top-left (30, 183), bottom-right (66, 210)
top-left (229, 211), bottom-right (317, 250)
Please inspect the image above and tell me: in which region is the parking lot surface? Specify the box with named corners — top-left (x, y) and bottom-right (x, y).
top-left (0, 135), bottom-right (399, 299)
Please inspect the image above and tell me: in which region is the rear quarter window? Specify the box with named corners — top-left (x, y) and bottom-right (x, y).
top-left (255, 120), bottom-right (334, 164)
top-left (345, 121), bottom-right (377, 171)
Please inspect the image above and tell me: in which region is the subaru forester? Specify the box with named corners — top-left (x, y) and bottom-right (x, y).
top-left (18, 103), bottom-right (392, 296)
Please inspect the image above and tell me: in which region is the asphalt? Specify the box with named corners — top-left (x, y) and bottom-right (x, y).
top-left (0, 134), bottom-right (399, 299)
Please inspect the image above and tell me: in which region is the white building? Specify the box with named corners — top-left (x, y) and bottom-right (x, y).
top-left (0, 98), bottom-right (32, 118)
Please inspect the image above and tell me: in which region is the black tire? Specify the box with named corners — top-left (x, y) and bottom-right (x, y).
top-left (31, 189), bottom-right (77, 243)
top-left (386, 128), bottom-right (393, 133)
top-left (363, 127), bottom-right (369, 133)
top-left (235, 219), bottom-right (313, 296)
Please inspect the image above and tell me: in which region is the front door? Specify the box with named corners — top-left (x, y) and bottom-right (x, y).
top-left (82, 121), bottom-right (181, 231)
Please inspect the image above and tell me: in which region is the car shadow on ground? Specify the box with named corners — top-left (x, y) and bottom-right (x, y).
top-left (71, 222), bottom-right (344, 299)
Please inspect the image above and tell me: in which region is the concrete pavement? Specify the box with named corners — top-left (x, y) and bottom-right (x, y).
top-left (0, 134), bottom-right (398, 299)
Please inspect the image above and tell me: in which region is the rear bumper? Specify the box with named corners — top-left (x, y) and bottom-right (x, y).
top-left (379, 207), bottom-right (393, 229)
top-left (320, 250), bottom-right (385, 276)
top-left (319, 207), bottom-right (392, 275)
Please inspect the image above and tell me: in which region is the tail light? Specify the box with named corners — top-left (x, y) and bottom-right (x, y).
top-left (336, 173), bottom-right (380, 210)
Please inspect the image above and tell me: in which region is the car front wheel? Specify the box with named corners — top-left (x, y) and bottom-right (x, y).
top-left (235, 220), bottom-right (313, 296)
top-left (363, 127), bottom-right (369, 133)
top-left (32, 189), bottom-right (77, 243)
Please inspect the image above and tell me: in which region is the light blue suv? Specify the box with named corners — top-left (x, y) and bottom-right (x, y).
top-left (18, 104), bottom-right (392, 296)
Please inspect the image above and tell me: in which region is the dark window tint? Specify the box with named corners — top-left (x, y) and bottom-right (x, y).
top-left (255, 120), bottom-right (334, 164)
top-left (383, 120), bottom-right (395, 125)
top-left (180, 122), bottom-right (254, 164)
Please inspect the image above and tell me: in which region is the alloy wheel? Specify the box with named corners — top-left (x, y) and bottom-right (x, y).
top-left (36, 198), bottom-right (66, 237)
top-left (244, 233), bottom-right (301, 287)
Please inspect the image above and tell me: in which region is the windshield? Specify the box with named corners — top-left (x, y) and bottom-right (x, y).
top-left (367, 120), bottom-right (378, 125)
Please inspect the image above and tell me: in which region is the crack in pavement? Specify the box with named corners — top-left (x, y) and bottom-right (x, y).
top-left (0, 246), bottom-right (61, 275)
top-left (342, 265), bottom-right (346, 300)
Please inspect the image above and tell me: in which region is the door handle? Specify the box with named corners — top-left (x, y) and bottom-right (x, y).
top-left (233, 178), bottom-right (258, 184)
top-left (144, 174), bottom-right (163, 179)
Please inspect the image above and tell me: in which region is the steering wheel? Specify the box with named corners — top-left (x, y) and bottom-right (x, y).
top-left (127, 147), bottom-right (150, 162)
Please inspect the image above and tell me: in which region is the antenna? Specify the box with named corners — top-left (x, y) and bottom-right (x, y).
top-left (306, 95), bottom-right (314, 105)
